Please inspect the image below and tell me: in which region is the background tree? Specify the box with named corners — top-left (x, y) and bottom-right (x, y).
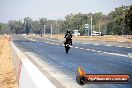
top-left (8, 20), bottom-right (24, 34)
top-left (23, 17), bottom-right (32, 35)
top-left (107, 5), bottom-right (131, 35)
top-left (124, 5), bottom-right (132, 34)
top-left (39, 18), bottom-right (47, 36)
top-left (0, 23), bottom-right (8, 34)
top-left (31, 21), bottom-right (40, 34)
top-left (1, 5), bottom-right (131, 35)
top-left (59, 12), bottom-right (109, 35)
top-left (0, 23), bottom-right (3, 33)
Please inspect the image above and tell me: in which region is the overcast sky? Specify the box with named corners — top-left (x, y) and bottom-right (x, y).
top-left (0, 0), bottom-right (132, 23)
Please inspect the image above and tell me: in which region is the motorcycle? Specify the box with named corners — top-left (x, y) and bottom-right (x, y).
top-left (64, 39), bottom-right (72, 53)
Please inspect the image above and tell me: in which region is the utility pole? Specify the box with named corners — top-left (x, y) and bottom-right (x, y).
top-left (58, 22), bottom-right (59, 35)
top-left (99, 23), bottom-right (100, 33)
top-left (51, 25), bottom-right (52, 37)
top-left (44, 25), bottom-right (46, 36)
top-left (93, 25), bottom-right (94, 32)
top-left (58, 28), bottom-right (59, 36)
top-left (91, 15), bottom-right (92, 36)
top-left (99, 23), bottom-right (101, 36)
top-left (99, 22), bottom-right (101, 33)
top-left (88, 27), bottom-right (89, 36)
top-left (56, 21), bottom-right (59, 36)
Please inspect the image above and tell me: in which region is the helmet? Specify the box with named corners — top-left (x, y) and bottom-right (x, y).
top-left (67, 30), bottom-right (70, 33)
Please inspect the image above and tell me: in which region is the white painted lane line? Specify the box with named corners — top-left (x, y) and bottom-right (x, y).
top-left (51, 43), bottom-right (54, 44)
top-left (75, 47), bottom-right (79, 48)
top-left (105, 52), bottom-right (128, 57)
top-left (31, 39), bottom-right (130, 58)
top-left (86, 49), bottom-right (90, 50)
top-left (83, 43), bottom-right (86, 44)
top-left (104, 52), bottom-right (107, 53)
top-left (92, 50), bottom-right (96, 51)
top-left (127, 47), bottom-right (131, 48)
top-left (31, 39), bottom-right (33, 41)
top-left (30, 39), bottom-right (36, 41)
top-left (32, 40), bottom-right (35, 41)
top-left (118, 46), bottom-right (123, 47)
top-left (97, 51), bottom-right (101, 53)
top-left (94, 44), bottom-right (99, 45)
top-left (46, 42), bottom-right (49, 43)
top-left (106, 45), bottom-right (112, 46)
top-left (80, 48), bottom-right (84, 50)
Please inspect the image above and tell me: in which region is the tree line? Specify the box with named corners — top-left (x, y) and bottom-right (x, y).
top-left (0, 5), bottom-right (131, 35)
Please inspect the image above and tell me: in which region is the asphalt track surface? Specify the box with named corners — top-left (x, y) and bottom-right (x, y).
top-left (11, 35), bottom-right (132, 88)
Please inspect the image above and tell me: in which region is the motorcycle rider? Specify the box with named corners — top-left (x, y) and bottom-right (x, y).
top-left (64, 30), bottom-right (72, 46)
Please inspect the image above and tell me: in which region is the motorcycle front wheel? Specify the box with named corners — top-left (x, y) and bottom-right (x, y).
top-left (65, 46), bottom-right (70, 53)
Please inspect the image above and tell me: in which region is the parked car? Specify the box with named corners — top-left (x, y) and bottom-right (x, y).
top-left (92, 31), bottom-right (101, 36)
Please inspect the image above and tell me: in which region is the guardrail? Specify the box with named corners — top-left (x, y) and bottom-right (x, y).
top-left (10, 41), bottom-right (56, 88)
